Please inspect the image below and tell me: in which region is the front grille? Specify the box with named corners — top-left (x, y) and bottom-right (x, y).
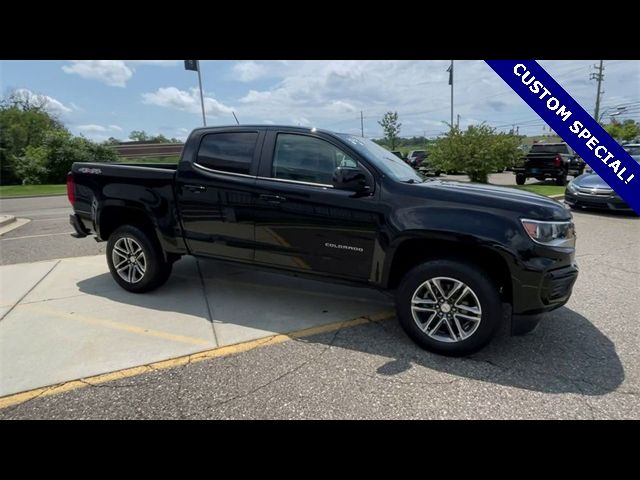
top-left (576, 187), bottom-right (613, 196)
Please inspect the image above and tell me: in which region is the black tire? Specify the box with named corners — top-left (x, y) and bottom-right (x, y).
top-left (555, 175), bottom-right (567, 186)
top-left (106, 224), bottom-right (172, 293)
top-left (396, 259), bottom-right (503, 356)
top-left (516, 174), bottom-right (526, 185)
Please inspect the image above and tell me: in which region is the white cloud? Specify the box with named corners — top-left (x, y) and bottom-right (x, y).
top-left (77, 124), bottom-right (107, 133)
top-left (142, 87), bottom-right (234, 118)
top-left (12, 88), bottom-right (73, 116)
top-left (227, 60), bottom-right (640, 137)
top-left (232, 61), bottom-right (267, 82)
top-left (127, 60), bottom-right (180, 67)
top-left (63, 60), bottom-right (133, 87)
top-left (61, 60), bottom-right (180, 87)
top-left (77, 124), bottom-right (122, 133)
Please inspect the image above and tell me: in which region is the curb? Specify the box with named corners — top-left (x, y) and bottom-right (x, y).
top-left (0, 215), bottom-right (16, 227)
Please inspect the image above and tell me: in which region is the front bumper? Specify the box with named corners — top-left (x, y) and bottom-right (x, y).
top-left (565, 190), bottom-right (632, 211)
top-left (510, 263), bottom-right (578, 334)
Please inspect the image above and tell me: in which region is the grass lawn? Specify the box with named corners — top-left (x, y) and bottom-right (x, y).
top-left (0, 184), bottom-right (66, 198)
top-left (510, 184), bottom-right (566, 196)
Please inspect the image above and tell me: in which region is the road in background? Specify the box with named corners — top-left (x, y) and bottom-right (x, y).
top-left (0, 196), bottom-right (105, 265)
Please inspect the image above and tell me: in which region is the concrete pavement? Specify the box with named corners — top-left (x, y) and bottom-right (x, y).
top-left (0, 254), bottom-right (393, 397)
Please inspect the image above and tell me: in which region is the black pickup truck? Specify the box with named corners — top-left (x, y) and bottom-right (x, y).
top-left (68, 126), bottom-right (578, 356)
top-left (514, 142), bottom-right (585, 186)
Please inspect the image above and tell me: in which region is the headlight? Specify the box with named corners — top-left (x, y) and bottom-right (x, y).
top-left (521, 219), bottom-right (575, 247)
top-left (567, 182), bottom-right (578, 192)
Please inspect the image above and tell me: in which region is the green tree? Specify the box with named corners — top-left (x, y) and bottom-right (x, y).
top-left (378, 111), bottom-right (402, 150)
top-left (0, 92), bottom-right (65, 184)
top-left (429, 124), bottom-right (520, 183)
top-left (128, 130), bottom-right (150, 142)
top-left (603, 120), bottom-right (640, 142)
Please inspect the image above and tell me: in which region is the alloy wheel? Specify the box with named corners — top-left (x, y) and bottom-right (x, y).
top-left (112, 237), bottom-right (147, 284)
top-left (410, 276), bottom-right (482, 343)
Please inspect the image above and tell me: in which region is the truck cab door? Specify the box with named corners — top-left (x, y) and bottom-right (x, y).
top-left (252, 130), bottom-right (381, 282)
top-left (175, 129), bottom-right (264, 261)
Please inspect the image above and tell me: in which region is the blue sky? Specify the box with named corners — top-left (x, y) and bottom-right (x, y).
top-left (2, 60), bottom-right (639, 141)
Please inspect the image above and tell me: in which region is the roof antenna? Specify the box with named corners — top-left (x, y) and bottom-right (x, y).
top-left (232, 111), bottom-right (240, 125)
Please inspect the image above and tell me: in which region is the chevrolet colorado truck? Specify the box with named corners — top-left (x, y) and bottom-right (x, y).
top-left (68, 126), bottom-right (578, 356)
top-left (514, 142), bottom-right (585, 186)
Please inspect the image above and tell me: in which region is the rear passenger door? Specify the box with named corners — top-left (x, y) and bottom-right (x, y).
top-left (176, 129), bottom-right (264, 261)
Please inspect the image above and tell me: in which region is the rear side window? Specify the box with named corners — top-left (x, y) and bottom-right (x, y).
top-left (196, 132), bottom-right (258, 174)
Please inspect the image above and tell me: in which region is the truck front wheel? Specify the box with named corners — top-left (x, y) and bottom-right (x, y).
top-left (515, 174), bottom-right (526, 185)
top-left (106, 225), bottom-right (172, 293)
top-left (396, 259), bottom-right (503, 356)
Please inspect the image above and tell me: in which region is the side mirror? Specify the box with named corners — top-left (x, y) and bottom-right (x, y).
top-left (332, 167), bottom-right (369, 193)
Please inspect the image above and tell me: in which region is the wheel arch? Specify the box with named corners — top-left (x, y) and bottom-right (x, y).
top-left (383, 236), bottom-right (513, 306)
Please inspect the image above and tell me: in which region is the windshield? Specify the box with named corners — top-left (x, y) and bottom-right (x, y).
top-left (337, 134), bottom-right (424, 182)
top-left (530, 144), bottom-right (570, 154)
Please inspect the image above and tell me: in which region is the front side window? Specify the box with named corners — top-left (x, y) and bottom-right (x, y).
top-left (272, 134), bottom-right (357, 185)
top-left (197, 132), bottom-right (258, 174)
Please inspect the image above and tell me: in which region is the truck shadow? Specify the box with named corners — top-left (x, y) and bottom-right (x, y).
top-left (77, 258), bottom-right (623, 396)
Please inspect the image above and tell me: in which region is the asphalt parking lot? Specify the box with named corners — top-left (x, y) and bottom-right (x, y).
top-left (0, 186), bottom-right (638, 419)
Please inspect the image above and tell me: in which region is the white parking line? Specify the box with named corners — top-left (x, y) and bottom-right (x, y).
top-left (0, 231), bottom-right (74, 241)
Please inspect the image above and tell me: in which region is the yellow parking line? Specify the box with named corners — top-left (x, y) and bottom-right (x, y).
top-left (20, 304), bottom-right (212, 347)
top-left (0, 310), bottom-right (395, 410)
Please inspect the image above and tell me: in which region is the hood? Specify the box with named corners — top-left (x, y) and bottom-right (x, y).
top-left (411, 180), bottom-right (570, 221)
top-left (572, 173), bottom-right (612, 189)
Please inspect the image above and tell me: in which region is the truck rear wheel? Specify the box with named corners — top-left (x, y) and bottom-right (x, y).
top-left (515, 174), bottom-right (526, 185)
top-left (106, 225), bottom-right (172, 293)
top-left (396, 259), bottom-right (503, 356)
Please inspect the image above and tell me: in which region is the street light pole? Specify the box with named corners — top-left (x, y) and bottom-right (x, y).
top-left (197, 60), bottom-right (206, 127)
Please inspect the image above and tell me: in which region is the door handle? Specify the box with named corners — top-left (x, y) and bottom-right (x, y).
top-left (259, 194), bottom-right (286, 203)
top-left (184, 184), bottom-right (207, 193)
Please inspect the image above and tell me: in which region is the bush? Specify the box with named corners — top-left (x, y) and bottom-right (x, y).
top-left (14, 130), bottom-right (117, 184)
top-left (1, 91), bottom-right (117, 185)
top-left (429, 124), bottom-right (521, 183)
top-left (15, 146), bottom-right (50, 184)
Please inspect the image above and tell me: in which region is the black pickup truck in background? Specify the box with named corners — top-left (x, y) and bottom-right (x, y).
top-left (514, 142), bottom-right (585, 186)
top-left (68, 126), bottom-right (578, 356)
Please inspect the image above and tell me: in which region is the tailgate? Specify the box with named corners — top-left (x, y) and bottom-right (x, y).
top-left (525, 154), bottom-right (557, 169)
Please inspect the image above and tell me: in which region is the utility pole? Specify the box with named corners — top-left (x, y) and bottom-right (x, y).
top-left (456, 114), bottom-right (460, 129)
top-left (447, 60), bottom-right (454, 130)
top-left (590, 60), bottom-right (605, 122)
top-left (360, 111), bottom-right (364, 137)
